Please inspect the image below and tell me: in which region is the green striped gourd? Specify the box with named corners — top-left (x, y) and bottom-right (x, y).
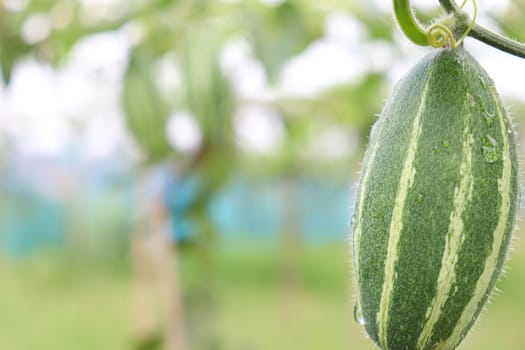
top-left (352, 47), bottom-right (519, 350)
top-left (122, 52), bottom-right (172, 162)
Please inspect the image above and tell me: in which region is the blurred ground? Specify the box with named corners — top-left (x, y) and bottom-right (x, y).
top-left (1, 233), bottom-right (524, 350)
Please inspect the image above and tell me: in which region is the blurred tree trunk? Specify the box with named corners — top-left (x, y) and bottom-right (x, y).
top-left (130, 228), bottom-right (162, 349)
top-left (154, 201), bottom-right (189, 350)
top-left (130, 172), bottom-right (188, 350)
top-left (279, 175), bottom-right (303, 347)
top-left (172, 141), bottom-right (228, 349)
top-left (281, 175), bottom-right (302, 290)
top-left (183, 193), bottom-right (219, 350)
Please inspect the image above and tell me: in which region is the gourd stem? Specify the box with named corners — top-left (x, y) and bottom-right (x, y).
top-left (469, 24), bottom-right (525, 59)
top-left (439, 0), bottom-right (460, 13)
top-left (393, 0), bottom-right (429, 46)
top-left (439, 0), bottom-right (525, 59)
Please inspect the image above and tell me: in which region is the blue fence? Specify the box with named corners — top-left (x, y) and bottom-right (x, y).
top-left (0, 158), bottom-right (354, 256)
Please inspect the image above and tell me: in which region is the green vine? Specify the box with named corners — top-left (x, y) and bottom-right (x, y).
top-left (393, 0), bottom-right (428, 46)
top-left (394, 0), bottom-right (525, 59)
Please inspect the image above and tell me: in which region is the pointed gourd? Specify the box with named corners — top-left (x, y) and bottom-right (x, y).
top-left (352, 48), bottom-right (520, 350)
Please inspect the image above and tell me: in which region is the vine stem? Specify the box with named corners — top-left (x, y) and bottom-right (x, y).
top-left (439, 0), bottom-right (460, 13)
top-left (470, 24), bottom-right (525, 59)
top-left (393, 0), bottom-right (428, 46)
top-left (439, 0), bottom-right (525, 58)
top-left (394, 0), bottom-right (525, 59)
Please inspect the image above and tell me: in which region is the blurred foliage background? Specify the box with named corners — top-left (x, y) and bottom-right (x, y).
top-left (1, 0), bottom-right (525, 349)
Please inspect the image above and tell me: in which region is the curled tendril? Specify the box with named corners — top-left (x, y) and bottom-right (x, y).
top-left (427, 23), bottom-right (456, 48)
top-left (427, 0), bottom-right (477, 48)
top-left (395, 0), bottom-right (525, 58)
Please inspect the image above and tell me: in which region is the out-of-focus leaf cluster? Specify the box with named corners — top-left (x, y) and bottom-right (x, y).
top-left (0, 0), bottom-right (393, 176)
top-left (3, 0), bottom-right (524, 178)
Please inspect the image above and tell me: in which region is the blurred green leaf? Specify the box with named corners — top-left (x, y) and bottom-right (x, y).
top-left (241, 1), bottom-right (323, 83)
top-left (494, 0), bottom-right (525, 43)
top-left (0, 7), bottom-right (30, 83)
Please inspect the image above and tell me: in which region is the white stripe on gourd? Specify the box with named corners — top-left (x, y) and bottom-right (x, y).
top-left (416, 100), bottom-right (475, 349)
top-left (377, 76), bottom-right (432, 349)
top-left (443, 92), bottom-right (512, 350)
